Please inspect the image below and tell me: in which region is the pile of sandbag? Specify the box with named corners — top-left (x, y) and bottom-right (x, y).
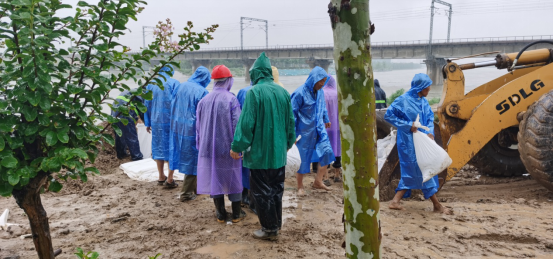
top-left (377, 130), bottom-right (397, 173)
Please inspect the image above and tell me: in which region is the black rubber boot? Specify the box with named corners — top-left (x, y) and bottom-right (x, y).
top-left (241, 188), bottom-right (250, 207)
top-left (213, 197), bottom-right (227, 223)
top-left (231, 201), bottom-right (247, 223)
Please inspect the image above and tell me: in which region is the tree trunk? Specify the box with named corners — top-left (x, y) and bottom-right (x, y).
top-left (12, 171), bottom-right (55, 259)
top-left (329, 0), bottom-right (381, 258)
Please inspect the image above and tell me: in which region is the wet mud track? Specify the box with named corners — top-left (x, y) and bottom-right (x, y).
top-left (1, 165), bottom-right (553, 258)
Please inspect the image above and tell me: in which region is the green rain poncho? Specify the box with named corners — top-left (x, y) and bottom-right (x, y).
top-left (231, 53), bottom-right (296, 169)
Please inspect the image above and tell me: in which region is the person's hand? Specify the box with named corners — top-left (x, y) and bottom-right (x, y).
top-left (325, 122), bottom-right (331, 129)
top-left (427, 133), bottom-right (434, 140)
top-left (410, 122), bottom-right (417, 133)
top-left (146, 126), bottom-right (151, 134)
top-left (230, 150), bottom-right (243, 160)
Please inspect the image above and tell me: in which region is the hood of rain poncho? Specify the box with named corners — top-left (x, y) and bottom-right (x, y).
top-left (250, 52), bottom-right (274, 85)
top-left (384, 73), bottom-right (437, 200)
top-left (159, 64), bottom-right (174, 76)
top-left (324, 75), bottom-right (337, 90)
top-left (271, 66), bottom-right (284, 87)
top-left (408, 73), bottom-right (432, 95)
top-left (168, 68), bottom-right (210, 175)
top-left (291, 67), bottom-right (335, 174)
top-left (188, 66), bottom-right (212, 88)
top-left (196, 78), bottom-right (242, 196)
top-left (374, 79), bottom-right (381, 88)
top-left (214, 77), bottom-right (234, 91)
top-left (323, 75), bottom-right (340, 156)
top-left (303, 66), bottom-right (330, 94)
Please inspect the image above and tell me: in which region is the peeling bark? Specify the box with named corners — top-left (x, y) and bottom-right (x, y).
top-left (329, 0), bottom-right (381, 257)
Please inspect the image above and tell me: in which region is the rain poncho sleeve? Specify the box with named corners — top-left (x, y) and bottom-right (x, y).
top-left (169, 66), bottom-right (211, 175)
top-left (231, 52), bottom-right (296, 170)
top-left (384, 73), bottom-right (438, 199)
top-left (291, 67), bottom-right (336, 174)
top-left (323, 76), bottom-right (341, 157)
top-left (322, 103), bottom-right (330, 124)
top-left (143, 66), bottom-right (181, 161)
top-left (196, 78), bottom-right (243, 196)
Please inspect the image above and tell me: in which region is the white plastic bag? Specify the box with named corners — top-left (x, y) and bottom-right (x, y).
top-left (136, 123), bottom-right (152, 159)
top-left (377, 129), bottom-right (397, 173)
top-left (413, 115), bottom-right (452, 183)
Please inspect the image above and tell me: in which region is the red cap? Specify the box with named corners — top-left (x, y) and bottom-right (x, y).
top-left (211, 65), bottom-right (233, 79)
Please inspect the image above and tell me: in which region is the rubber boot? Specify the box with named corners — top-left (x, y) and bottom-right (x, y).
top-left (213, 197), bottom-right (227, 223)
top-left (241, 188), bottom-right (250, 207)
top-left (231, 201), bottom-right (247, 223)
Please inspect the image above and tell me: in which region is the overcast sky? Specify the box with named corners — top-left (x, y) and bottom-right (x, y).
top-left (63, 0), bottom-right (553, 51)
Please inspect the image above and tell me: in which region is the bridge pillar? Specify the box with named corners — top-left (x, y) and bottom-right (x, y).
top-left (192, 59), bottom-right (212, 73)
top-left (306, 58), bottom-right (332, 72)
top-left (425, 58), bottom-right (447, 86)
top-left (242, 59), bottom-right (255, 82)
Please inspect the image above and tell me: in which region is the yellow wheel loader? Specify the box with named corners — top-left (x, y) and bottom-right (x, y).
top-left (379, 41), bottom-right (553, 200)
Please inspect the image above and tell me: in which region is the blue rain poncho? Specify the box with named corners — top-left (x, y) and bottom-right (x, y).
top-left (144, 66), bottom-right (181, 161)
top-left (384, 73), bottom-right (438, 199)
top-left (236, 82), bottom-right (252, 189)
top-left (291, 67), bottom-right (335, 174)
top-left (169, 66), bottom-right (211, 175)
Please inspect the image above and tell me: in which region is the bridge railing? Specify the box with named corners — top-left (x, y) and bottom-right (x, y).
top-left (127, 35), bottom-right (553, 55)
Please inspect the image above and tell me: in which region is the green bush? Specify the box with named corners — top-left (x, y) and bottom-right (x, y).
top-left (386, 89), bottom-right (405, 105)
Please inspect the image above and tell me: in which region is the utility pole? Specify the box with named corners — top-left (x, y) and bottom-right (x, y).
top-left (428, 0), bottom-right (452, 57)
top-left (240, 17), bottom-right (269, 50)
top-left (142, 26), bottom-right (155, 49)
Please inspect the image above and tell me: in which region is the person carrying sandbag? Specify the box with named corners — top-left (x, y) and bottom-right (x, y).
top-left (384, 73), bottom-right (452, 215)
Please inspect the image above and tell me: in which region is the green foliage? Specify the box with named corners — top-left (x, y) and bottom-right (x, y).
top-left (386, 89), bottom-right (405, 105)
top-left (75, 248), bottom-right (99, 259)
top-left (428, 97), bottom-right (440, 106)
top-left (148, 254), bottom-right (162, 259)
top-left (0, 0), bottom-right (218, 197)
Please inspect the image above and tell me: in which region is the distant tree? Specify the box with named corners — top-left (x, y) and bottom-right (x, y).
top-left (0, 0), bottom-right (216, 258)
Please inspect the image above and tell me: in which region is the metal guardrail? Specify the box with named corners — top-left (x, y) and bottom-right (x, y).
top-left (127, 35), bottom-right (553, 55)
top-left (195, 35), bottom-right (553, 51)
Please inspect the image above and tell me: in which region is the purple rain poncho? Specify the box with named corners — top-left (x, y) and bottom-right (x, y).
top-left (323, 76), bottom-right (341, 157)
top-left (196, 77), bottom-right (243, 196)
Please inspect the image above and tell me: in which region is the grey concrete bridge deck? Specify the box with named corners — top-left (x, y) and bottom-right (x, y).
top-left (143, 35), bottom-right (553, 83)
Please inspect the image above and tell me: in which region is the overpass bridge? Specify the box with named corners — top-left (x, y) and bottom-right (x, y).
top-left (149, 35), bottom-right (553, 84)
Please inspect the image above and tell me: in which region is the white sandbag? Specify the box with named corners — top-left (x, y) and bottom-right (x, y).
top-left (137, 123), bottom-right (152, 159)
top-left (120, 158), bottom-right (184, 182)
top-left (0, 209), bottom-right (9, 230)
top-left (285, 145), bottom-right (301, 178)
top-left (412, 115), bottom-right (452, 183)
top-left (377, 129), bottom-right (397, 173)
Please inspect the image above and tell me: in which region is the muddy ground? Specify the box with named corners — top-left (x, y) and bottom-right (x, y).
top-left (1, 151), bottom-right (553, 258)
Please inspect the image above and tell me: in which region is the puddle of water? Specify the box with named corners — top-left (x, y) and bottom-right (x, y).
top-left (194, 243), bottom-right (249, 259)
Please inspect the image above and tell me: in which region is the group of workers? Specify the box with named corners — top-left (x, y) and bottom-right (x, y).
top-left (113, 52), bottom-right (451, 241)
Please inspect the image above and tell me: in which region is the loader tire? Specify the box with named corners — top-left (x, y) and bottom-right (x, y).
top-left (518, 90), bottom-right (553, 192)
top-left (469, 133), bottom-right (526, 177)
